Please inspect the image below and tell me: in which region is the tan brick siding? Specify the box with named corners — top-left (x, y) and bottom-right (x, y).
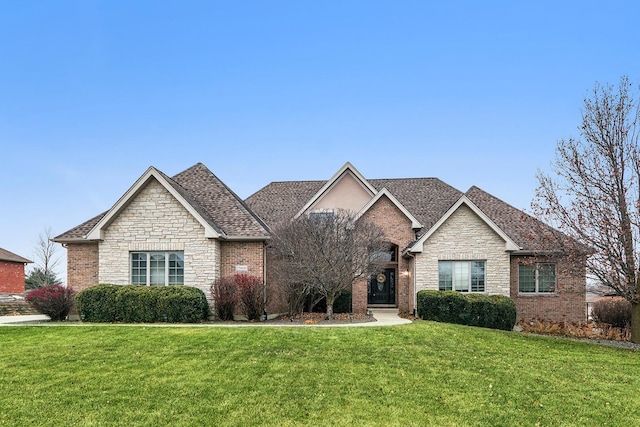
top-left (66, 242), bottom-right (99, 292)
top-left (98, 178), bottom-right (220, 302)
top-left (220, 241), bottom-right (265, 280)
top-left (510, 255), bottom-right (587, 324)
top-left (415, 204), bottom-right (511, 296)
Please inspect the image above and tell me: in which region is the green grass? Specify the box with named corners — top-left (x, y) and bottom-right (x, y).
top-left (1, 322), bottom-right (639, 426)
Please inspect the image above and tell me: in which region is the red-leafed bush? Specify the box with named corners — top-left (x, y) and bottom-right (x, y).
top-left (212, 276), bottom-right (238, 321)
top-left (25, 285), bottom-right (76, 321)
top-left (211, 274), bottom-right (265, 321)
top-left (235, 274), bottom-right (265, 321)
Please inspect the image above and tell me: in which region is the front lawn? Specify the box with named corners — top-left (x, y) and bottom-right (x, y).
top-left (1, 321), bottom-right (638, 426)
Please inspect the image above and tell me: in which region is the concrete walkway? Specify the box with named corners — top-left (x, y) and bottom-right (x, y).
top-left (0, 309), bottom-right (412, 327)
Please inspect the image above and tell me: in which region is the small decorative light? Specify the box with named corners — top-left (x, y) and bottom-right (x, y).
top-left (263, 310), bottom-right (268, 322)
top-left (163, 313), bottom-right (168, 322)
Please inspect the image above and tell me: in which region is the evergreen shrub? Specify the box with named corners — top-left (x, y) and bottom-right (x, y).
top-left (75, 284), bottom-right (120, 322)
top-left (417, 290), bottom-right (516, 331)
top-left (76, 284), bottom-right (208, 323)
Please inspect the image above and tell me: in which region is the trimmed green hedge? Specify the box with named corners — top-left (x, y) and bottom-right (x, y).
top-left (417, 290), bottom-right (516, 331)
top-left (76, 285), bottom-right (209, 323)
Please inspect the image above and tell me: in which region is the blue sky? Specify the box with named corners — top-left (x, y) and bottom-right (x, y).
top-left (1, 1), bottom-right (638, 280)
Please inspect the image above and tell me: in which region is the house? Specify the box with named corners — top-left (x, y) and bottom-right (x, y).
top-left (54, 162), bottom-right (587, 324)
top-left (53, 163), bottom-right (270, 305)
top-left (245, 162), bottom-right (587, 324)
top-left (0, 247), bottom-right (32, 294)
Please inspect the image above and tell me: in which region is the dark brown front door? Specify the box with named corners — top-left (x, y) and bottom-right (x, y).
top-left (368, 268), bottom-right (395, 305)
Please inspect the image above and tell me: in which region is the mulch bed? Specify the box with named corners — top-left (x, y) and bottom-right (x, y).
top-left (270, 312), bottom-right (376, 324)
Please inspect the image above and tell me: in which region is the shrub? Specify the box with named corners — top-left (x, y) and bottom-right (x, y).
top-left (488, 295), bottom-right (517, 331)
top-left (76, 284), bottom-right (209, 323)
top-left (76, 284), bottom-right (120, 322)
top-left (417, 291), bottom-right (467, 324)
top-left (212, 276), bottom-right (237, 321)
top-left (592, 297), bottom-right (632, 328)
top-left (417, 290), bottom-right (517, 331)
top-left (310, 290), bottom-right (351, 314)
top-left (156, 286), bottom-right (209, 323)
top-left (332, 290), bottom-right (352, 314)
top-left (115, 286), bottom-right (158, 323)
top-left (25, 285), bottom-right (76, 321)
top-left (235, 274), bottom-right (265, 321)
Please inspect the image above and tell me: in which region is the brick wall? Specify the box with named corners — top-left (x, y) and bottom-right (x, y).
top-left (0, 261), bottom-right (26, 294)
top-left (415, 204), bottom-right (511, 296)
top-left (361, 195), bottom-right (416, 314)
top-left (66, 242), bottom-right (99, 292)
top-left (510, 255), bottom-right (587, 325)
top-left (220, 241), bottom-right (265, 281)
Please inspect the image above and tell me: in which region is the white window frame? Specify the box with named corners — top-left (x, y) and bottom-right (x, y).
top-left (438, 260), bottom-right (486, 293)
top-left (518, 262), bottom-right (556, 294)
top-left (130, 251), bottom-right (184, 286)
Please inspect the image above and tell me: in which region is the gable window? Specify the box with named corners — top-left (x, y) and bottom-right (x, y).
top-left (131, 252), bottom-right (184, 286)
top-left (438, 261), bottom-right (485, 292)
top-left (518, 263), bottom-right (556, 293)
top-left (309, 210), bottom-right (334, 222)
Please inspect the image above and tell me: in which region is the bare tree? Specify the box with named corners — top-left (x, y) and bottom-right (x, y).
top-left (269, 210), bottom-right (388, 320)
top-left (27, 227), bottom-right (62, 288)
top-left (533, 76), bottom-right (640, 342)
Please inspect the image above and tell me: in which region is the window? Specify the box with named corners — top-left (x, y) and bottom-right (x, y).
top-left (438, 261), bottom-right (485, 292)
top-left (308, 210), bottom-right (334, 221)
top-left (130, 252), bottom-right (184, 286)
top-left (518, 263), bottom-right (556, 293)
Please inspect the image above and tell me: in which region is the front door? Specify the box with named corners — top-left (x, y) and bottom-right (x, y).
top-left (368, 268), bottom-right (395, 305)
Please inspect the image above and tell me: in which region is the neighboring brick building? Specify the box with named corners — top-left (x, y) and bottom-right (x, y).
top-left (0, 248), bottom-right (32, 294)
top-left (246, 162), bottom-right (588, 324)
top-left (54, 162), bottom-right (587, 324)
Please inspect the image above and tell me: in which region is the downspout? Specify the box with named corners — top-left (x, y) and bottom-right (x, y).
top-left (263, 241), bottom-right (267, 309)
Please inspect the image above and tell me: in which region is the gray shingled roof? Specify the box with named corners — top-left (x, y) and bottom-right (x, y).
top-left (464, 186), bottom-right (577, 253)
top-left (244, 178), bottom-right (465, 233)
top-left (54, 163), bottom-right (269, 242)
top-left (245, 176), bottom-right (575, 253)
top-left (0, 248), bottom-right (32, 263)
top-left (171, 163), bottom-right (270, 238)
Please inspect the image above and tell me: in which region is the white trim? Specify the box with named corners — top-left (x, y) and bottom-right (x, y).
top-left (409, 195), bottom-right (521, 253)
top-left (294, 162), bottom-right (377, 218)
top-left (86, 167), bottom-right (222, 240)
top-left (355, 188), bottom-right (422, 229)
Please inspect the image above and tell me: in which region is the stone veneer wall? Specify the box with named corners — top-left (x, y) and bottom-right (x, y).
top-left (510, 255), bottom-right (586, 324)
top-left (414, 204), bottom-right (511, 296)
top-left (360, 195), bottom-right (416, 314)
top-left (66, 242), bottom-right (99, 292)
top-left (98, 179), bottom-right (220, 302)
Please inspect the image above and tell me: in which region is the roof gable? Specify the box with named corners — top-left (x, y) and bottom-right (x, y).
top-left (355, 188), bottom-right (422, 229)
top-left (294, 162), bottom-right (377, 218)
top-left (86, 167), bottom-right (222, 240)
top-left (409, 195), bottom-right (521, 253)
top-left (0, 248), bottom-right (32, 264)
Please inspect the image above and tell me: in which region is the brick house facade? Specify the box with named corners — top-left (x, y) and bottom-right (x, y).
top-left (0, 248), bottom-right (32, 294)
top-left (54, 164), bottom-right (270, 308)
top-left (246, 162), bottom-right (588, 324)
top-left (55, 162), bottom-right (587, 324)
